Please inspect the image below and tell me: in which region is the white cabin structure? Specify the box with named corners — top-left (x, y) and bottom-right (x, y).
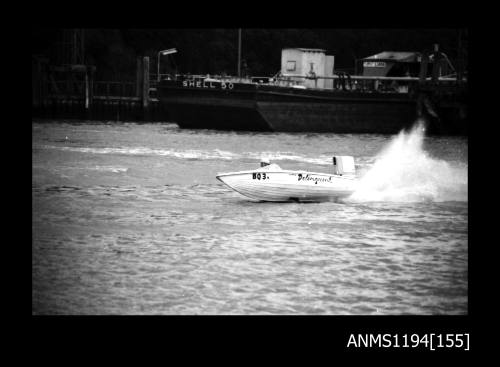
top-left (280, 48), bottom-right (335, 89)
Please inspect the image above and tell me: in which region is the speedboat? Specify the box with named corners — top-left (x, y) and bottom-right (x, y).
top-left (216, 156), bottom-right (358, 202)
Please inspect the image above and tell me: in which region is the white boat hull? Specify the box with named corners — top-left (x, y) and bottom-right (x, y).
top-left (216, 169), bottom-right (357, 202)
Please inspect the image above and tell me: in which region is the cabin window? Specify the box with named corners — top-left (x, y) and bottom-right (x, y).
top-left (286, 61), bottom-right (296, 71)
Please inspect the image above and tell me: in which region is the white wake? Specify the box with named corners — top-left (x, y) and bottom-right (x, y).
top-left (348, 121), bottom-right (468, 203)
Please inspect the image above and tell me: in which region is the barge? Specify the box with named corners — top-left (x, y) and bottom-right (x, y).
top-left (158, 48), bottom-right (467, 135)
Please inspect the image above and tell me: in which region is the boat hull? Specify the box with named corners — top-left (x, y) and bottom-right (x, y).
top-left (256, 86), bottom-right (415, 133)
top-left (158, 80), bottom-right (270, 131)
top-left (158, 80), bottom-right (466, 135)
top-left (216, 170), bottom-right (356, 202)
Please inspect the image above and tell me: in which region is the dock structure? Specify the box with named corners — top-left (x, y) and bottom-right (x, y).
top-left (32, 55), bottom-right (167, 122)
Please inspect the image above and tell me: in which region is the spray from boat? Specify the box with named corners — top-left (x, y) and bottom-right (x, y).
top-left (347, 119), bottom-right (467, 203)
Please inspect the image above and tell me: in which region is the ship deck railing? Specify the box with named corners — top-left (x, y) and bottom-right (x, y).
top-left (165, 73), bottom-right (466, 94)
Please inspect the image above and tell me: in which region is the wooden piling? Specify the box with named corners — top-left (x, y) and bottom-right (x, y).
top-left (136, 56), bottom-right (143, 98)
top-left (142, 56), bottom-right (150, 120)
top-left (419, 53), bottom-right (429, 84)
top-left (88, 66), bottom-right (94, 119)
top-left (431, 44), bottom-right (440, 82)
top-left (84, 71), bottom-right (89, 110)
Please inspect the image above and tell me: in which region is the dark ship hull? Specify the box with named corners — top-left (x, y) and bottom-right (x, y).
top-left (158, 79), bottom-right (466, 135)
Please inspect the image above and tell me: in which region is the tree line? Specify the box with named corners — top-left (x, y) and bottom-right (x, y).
top-left (32, 29), bottom-right (467, 81)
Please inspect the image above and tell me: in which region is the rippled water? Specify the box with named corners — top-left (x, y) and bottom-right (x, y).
top-left (32, 120), bottom-right (468, 315)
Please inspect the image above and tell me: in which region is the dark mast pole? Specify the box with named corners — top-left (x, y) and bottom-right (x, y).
top-left (237, 28), bottom-right (242, 78)
top-left (457, 29), bottom-right (463, 83)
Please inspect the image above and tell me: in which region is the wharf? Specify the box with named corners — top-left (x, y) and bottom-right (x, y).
top-left (32, 56), bottom-right (168, 122)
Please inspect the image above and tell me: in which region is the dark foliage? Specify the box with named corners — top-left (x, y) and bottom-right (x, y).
top-left (32, 29), bottom-right (467, 80)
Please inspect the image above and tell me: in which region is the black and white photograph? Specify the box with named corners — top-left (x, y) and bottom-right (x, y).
top-left (32, 28), bottom-right (468, 321)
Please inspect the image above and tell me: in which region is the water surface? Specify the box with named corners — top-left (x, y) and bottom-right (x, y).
top-left (32, 120), bottom-right (468, 314)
